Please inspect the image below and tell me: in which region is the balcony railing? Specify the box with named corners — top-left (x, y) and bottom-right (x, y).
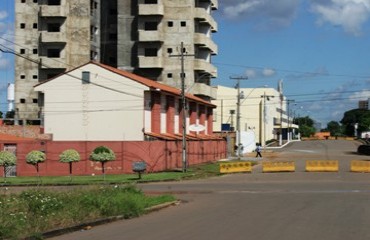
top-left (194, 8), bottom-right (218, 32)
top-left (138, 56), bottom-right (164, 68)
top-left (138, 30), bottom-right (163, 42)
top-left (138, 4), bottom-right (164, 15)
top-left (194, 59), bottom-right (217, 77)
top-left (40, 32), bottom-right (67, 43)
top-left (40, 56), bottom-right (66, 69)
top-left (191, 82), bottom-right (217, 99)
top-left (194, 33), bottom-right (218, 54)
top-left (39, 5), bottom-right (66, 17)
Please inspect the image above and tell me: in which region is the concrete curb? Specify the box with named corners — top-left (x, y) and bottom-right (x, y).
top-left (27, 200), bottom-right (180, 239)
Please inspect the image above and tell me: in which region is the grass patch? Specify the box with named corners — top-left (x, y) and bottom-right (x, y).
top-left (0, 185), bottom-right (176, 239)
top-left (0, 162), bottom-right (228, 186)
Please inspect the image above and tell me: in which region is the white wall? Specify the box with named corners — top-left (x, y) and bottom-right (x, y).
top-left (212, 86), bottom-right (281, 144)
top-left (35, 63), bottom-right (148, 141)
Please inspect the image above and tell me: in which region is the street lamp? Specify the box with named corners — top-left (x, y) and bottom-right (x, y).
top-left (261, 92), bottom-right (274, 147)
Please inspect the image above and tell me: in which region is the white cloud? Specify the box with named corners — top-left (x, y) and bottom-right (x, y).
top-left (262, 68), bottom-right (276, 77)
top-left (0, 11), bottom-right (8, 20)
top-left (310, 0), bottom-right (370, 36)
top-left (244, 68), bottom-right (276, 78)
top-left (245, 69), bottom-right (257, 78)
top-left (220, 0), bottom-right (300, 29)
top-left (348, 90), bottom-right (370, 101)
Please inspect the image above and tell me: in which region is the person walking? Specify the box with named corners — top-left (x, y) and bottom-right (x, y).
top-left (255, 143), bottom-right (262, 158)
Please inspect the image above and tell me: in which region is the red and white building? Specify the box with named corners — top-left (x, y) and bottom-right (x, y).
top-left (34, 61), bottom-right (216, 141)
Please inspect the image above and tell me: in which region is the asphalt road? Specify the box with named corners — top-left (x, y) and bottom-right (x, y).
top-left (50, 140), bottom-right (370, 240)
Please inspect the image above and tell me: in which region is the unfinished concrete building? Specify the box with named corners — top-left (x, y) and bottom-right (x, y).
top-left (14, 0), bottom-right (218, 124)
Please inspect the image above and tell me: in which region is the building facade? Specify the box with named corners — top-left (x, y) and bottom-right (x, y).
top-left (15, 0), bottom-right (218, 123)
top-left (34, 61), bottom-right (215, 141)
top-left (212, 85), bottom-right (297, 146)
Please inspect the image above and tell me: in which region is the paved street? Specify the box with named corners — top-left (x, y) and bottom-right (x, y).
top-left (51, 140), bottom-right (370, 240)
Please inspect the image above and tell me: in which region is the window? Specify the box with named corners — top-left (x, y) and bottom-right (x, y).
top-left (33, 49), bottom-right (38, 54)
top-left (33, 23), bottom-right (38, 29)
top-left (144, 48), bottom-right (157, 57)
top-left (33, 99), bottom-right (38, 103)
top-left (82, 71), bottom-right (90, 84)
top-left (144, 22), bottom-right (158, 31)
top-left (167, 73), bottom-right (173, 78)
top-left (33, 0), bottom-right (38, 2)
top-left (20, 75), bottom-right (25, 79)
top-left (145, 0), bottom-right (157, 3)
top-left (167, 48), bottom-right (173, 54)
top-left (47, 23), bottom-right (60, 32)
top-left (181, 21), bottom-right (186, 27)
top-left (20, 99), bottom-right (26, 104)
top-left (90, 51), bottom-right (97, 60)
top-left (109, 33), bottom-right (117, 40)
top-left (20, 49), bottom-right (25, 54)
top-left (47, 49), bottom-right (60, 58)
top-left (48, 0), bottom-right (61, 6)
top-left (168, 21), bottom-right (173, 27)
top-left (20, 23), bottom-right (25, 29)
top-left (21, 0), bottom-right (26, 3)
top-left (33, 75), bottom-right (38, 79)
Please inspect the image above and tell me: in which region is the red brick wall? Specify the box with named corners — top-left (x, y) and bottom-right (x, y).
top-left (0, 139), bottom-right (227, 177)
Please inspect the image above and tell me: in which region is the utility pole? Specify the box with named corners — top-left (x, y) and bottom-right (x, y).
top-left (286, 99), bottom-right (295, 142)
top-left (169, 42), bottom-right (194, 172)
top-left (261, 92), bottom-right (275, 147)
top-left (230, 76), bottom-right (248, 158)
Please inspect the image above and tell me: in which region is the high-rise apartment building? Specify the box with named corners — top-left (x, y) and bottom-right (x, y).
top-left (14, 0), bottom-right (218, 124)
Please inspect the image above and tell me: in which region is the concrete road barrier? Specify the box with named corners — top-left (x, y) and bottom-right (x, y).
top-left (305, 160), bottom-right (339, 172)
top-left (262, 161), bottom-right (295, 173)
top-left (351, 160), bottom-right (370, 173)
top-left (219, 161), bottom-right (252, 174)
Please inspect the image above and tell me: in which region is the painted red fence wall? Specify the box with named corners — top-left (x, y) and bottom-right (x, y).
top-left (1, 139), bottom-right (227, 177)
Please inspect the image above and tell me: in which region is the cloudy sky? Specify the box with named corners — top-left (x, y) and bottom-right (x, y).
top-left (0, 0), bottom-right (370, 127)
top-left (214, 0), bottom-right (370, 127)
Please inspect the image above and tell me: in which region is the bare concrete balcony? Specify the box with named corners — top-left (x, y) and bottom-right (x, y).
top-left (138, 56), bottom-right (164, 68)
top-left (138, 30), bottom-right (163, 42)
top-left (194, 8), bottom-right (218, 32)
top-left (191, 83), bottom-right (217, 99)
top-left (138, 4), bottom-right (164, 15)
top-left (40, 32), bottom-right (67, 43)
top-left (194, 33), bottom-right (218, 54)
top-left (40, 5), bottom-right (66, 17)
top-left (40, 57), bottom-right (66, 69)
top-left (194, 59), bottom-right (217, 77)
top-left (211, 0), bottom-right (218, 10)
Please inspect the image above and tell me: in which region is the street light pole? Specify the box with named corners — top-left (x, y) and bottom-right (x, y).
top-left (261, 92), bottom-right (274, 147)
top-left (286, 99), bottom-right (295, 142)
top-left (230, 76), bottom-right (248, 158)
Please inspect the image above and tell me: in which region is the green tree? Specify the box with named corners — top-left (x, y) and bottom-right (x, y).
top-left (59, 149), bottom-right (80, 181)
top-left (326, 121), bottom-right (343, 137)
top-left (294, 116), bottom-right (316, 137)
top-left (340, 109), bottom-right (370, 137)
top-left (90, 146), bottom-right (116, 180)
top-left (26, 150), bottom-right (46, 180)
top-left (0, 151), bottom-right (16, 182)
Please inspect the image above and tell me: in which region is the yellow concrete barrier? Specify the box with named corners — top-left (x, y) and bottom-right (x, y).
top-left (262, 161), bottom-right (295, 173)
top-left (305, 160), bottom-right (339, 172)
top-left (351, 160), bottom-right (370, 173)
top-left (219, 161), bottom-right (252, 174)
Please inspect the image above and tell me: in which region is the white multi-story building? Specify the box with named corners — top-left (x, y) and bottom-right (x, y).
top-left (14, 0), bottom-right (218, 124)
top-left (212, 85), bottom-right (297, 147)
